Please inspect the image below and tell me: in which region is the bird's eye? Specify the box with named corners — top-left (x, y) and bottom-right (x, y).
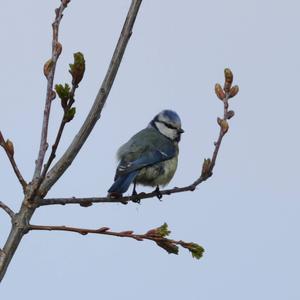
top-left (162, 122), bottom-right (176, 130)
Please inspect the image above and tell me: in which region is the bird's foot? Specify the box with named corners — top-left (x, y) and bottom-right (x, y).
top-left (131, 189), bottom-right (140, 204)
top-left (154, 186), bottom-right (163, 201)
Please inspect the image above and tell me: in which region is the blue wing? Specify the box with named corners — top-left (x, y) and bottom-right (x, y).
top-left (108, 148), bottom-right (176, 194)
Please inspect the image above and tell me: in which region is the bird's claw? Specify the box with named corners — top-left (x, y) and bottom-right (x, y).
top-left (154, 186), bottom-right (163, 201)
top-left (131, 186), bottom-right (140, 203)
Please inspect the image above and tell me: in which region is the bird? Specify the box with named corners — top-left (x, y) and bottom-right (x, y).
top-left (108, 109), bottom-right (184, 200)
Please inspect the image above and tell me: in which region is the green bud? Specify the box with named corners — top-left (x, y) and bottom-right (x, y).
top-left (181, 242), bottom-right (204, 259)
top-left (55, 83), bottom-right (70, 109)
top-left (64, 107), bottom-right (76, 122)
top-left (69, 52), bottom-right (85, 86)
top-left (156, 223), bottom-right (170, 237)
top-left (146, 222), bottom-right (171, 238)
top-left (156, 241), bottom-right (179, 255)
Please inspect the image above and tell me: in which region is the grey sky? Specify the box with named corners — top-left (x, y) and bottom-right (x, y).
top-left (1, 0), bottom-right (300, 299)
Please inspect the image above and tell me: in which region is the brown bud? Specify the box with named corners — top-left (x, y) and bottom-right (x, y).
top-left (215, 83), bottom-right (226, 100)
top-left (219, 119), bottom-right (229, 134)
top-left (217, 117), bottom-right (222, 126)
top-left (6, 139), bottom-right (14, 157)
top-left (55, 42), bottom-right (63, 57)
top-left (120, 231), bottom-right (134, 235)
top-left (43, 59), bottom-right (53, 78)
top-left (62, 0), bottom-right (71, 7)
top-left (224, 68), bottom-right (233, 92)
top-left (229, 85), bottom-right (239, 98)
top-left (226, 110), bottom-right (235, 119)
top-left (0, 131), bottom-right (4, 145)
top-left (202, 158), bottom-right (211, 177)
top-left (50, 90), bottom-right (56, 100)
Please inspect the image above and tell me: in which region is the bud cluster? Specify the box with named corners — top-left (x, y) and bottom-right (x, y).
top-left (214, 68), bottom-right (239, 135)
top-left (53, 52), bottom-right (86, 123)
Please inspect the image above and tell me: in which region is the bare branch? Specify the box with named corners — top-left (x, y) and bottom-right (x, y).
top-left (39, 181), bottom-right (208, 207)
top-left (0, 132), bottom-right (27, 191)
top-left (0, 201), bottom-right (15, 219)
top-left (29, 223), bottom-right (204, 259)
top-left (39, 0), bottom-right (143, 195)
top-left (33, 1), bottom-right (69, 181)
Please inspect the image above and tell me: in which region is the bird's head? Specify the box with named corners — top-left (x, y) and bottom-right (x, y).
top-left (149, 109), bottom-right (184, 142)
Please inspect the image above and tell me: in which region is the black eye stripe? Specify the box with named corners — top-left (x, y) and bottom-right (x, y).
top-left (161, 121), bottom-right (176, 130)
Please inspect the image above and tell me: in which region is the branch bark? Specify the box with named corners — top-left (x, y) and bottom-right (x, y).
top-left (0, 132), bottom-right (27, 191)
top-left (39, 0), bottom-right (143, 196)
top-left (0, 201), bottom-right (15, 219)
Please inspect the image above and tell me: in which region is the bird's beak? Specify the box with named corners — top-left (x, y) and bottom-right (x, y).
top-left (178, 128), bottom-right (184, 134)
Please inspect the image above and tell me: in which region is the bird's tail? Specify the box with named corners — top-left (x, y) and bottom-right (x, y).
top-left (108, 171), bottom-right (138, 195)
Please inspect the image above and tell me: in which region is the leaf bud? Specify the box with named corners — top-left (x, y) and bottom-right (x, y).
top-left (224, 68), bottom-right (233, 92)
top-left (226, 110), bottom-right (235, 119)
top-left (229, 85), bottom-right (239, 98)
top-left (219, 119), bottom-right (229, 134)
top-left (6, 139), bottom-right (14, 157)
top-left (55, 42), bottom-right (63, 57)
top-left (64, 107), bottom-right (76, 122)
top-left (69, 52), bottom-right (85, 86)
top-left (215, 83), bottom-right (226, 100)
top-left (43, 59), bottom-right (53, 79)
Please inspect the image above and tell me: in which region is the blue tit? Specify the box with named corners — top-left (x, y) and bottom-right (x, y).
top-left (108, 109), bottom-right (184, 199)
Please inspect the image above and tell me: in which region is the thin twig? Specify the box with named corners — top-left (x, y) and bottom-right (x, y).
top-left (210, 97), bottom-right (229, 171)
top-left (0, 201), bottom-right (15, 219)
top-left (33, 1), bottom-right (69, 181)
top-left (0, 131), bottom-right (27, 191)
top-left (39, 0), bottom-right (143, 196)
top-left (28, 224), bottom-right (175, 241)
top-left (37, 84), bottom-right (77, 189)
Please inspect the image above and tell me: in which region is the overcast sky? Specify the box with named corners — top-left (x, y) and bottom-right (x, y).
top-left (1, 0), bottom-right (300, 299)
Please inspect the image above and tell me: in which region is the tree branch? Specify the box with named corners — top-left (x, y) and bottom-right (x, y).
top-left (33, 1), bottom-right (69, 181)
top-left (39, 0), bottom-right (143, 196)
top-left (0, 131), bottom-right (27, 191)
top-left (39, 71), bottom-right (238, 207)
top-left (28, 223), bottom-right (204, 259)
top-left (0, 201), bottom-right (15, 219)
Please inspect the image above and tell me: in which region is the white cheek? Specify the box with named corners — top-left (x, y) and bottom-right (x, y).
top-left (155, 122), bottom-right (177, 140)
